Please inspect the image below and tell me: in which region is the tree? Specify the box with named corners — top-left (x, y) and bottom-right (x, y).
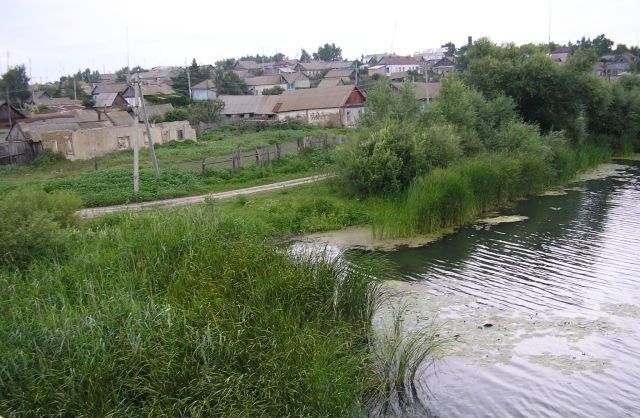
top-left (300, 49), bottom-right (311, 62)
top-left (188, 99), bottom-right (225, 125)
top-left (214, 69), bottom-right (246, 95)
top-left (592, 34), bottom-right (614, 56)
top-left (442, 42), bottom-right (456, 57)
top-left (313, 43), bottom-right (342, 61)
top-left (613, 44), bottom-right (630, 54)
top-left (171, 59), bottom-right (208, 97)
top-left (0, 65), bottom-right (30, 107)
top-left (163, 108), bottom-right (189, 122)
top-left (261, 86), bottom-right (284, 95)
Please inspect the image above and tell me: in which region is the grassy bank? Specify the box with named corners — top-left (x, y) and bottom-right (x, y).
top-left (0, 191), bottom-right (384, 416)
top-left (372, 143), bottom-right (612, 238)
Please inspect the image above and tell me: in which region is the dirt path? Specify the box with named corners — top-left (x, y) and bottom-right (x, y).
top-left (78, 174), bottom-right (332, 218)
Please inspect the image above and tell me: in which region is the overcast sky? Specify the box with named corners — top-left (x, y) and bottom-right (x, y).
top-left (2, 0), bottom-right (639, 83)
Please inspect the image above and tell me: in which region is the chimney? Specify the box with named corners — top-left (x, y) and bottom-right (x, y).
top-left (468, 36), bottom-right (473, 47)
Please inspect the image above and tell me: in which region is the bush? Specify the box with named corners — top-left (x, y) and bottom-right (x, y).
top-left (0, 188), bottom-right (81, 267)
top-left (163, 108), bottom-right (189, 122)
top-left (28, 149), bottom-right (66, 167)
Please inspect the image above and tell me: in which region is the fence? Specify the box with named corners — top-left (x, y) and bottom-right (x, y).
top-left (200, 135), bottom-right (344, 175)
top-left (0, 141), bottom-right (36, 165)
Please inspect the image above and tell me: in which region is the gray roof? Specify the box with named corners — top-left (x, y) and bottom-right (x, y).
top-left (244, 75), bottom-right (286, 86)
top-left (281, 72), bottom-right (308, 84)
top-left (274, 85), bottom-right (363, 112)
top-left (94, 93), bottom-right (124, 108)
top-left (191, 79), bottom-right (217, 90)
top-left (218, 95), bottom-right (277, 115)
top-left (391, 82), bottom-right (441, 101)
top-left (235, 60), bottom-right (260, 70)
top-left (138, 104), bottom-right (174, 121)
top-left (324, 69), bottom-right (355, 79)
top-left (93, 82), bottom-right (129, 94)
top-left (15, 109), bottom-right (133, 142)
top-left (317, 78), bottom-right (345, 88)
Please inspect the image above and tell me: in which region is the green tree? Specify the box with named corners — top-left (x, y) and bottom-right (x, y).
top-left (261, 86), bottom-right (284, 95)
top-left (592, 34), bottom-right (614, 56)
top-left (313, 43), bottom-right (342, 61)
top-left (0, 65), bottom-right (31, 107)
top-left (214, 69), bottom-right (246, 95)
top-left (441, 42), bottom-right (456, 57)
top-left (300, 49), bottom-right (311, 62)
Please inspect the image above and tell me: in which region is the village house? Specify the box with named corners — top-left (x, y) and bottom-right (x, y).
top-left (5, 108), bottom-right (195, 161)
top-left (98, 73), bottom-right (117, 83)
top-left (93, 92), bottom-right (129, 109)
top-left (431, 57), bottom-right (456, 75)
top-left (218, 85), bottom-right (366, 127)
top-left (136, 66), bottom-right (180, 83)
top-left (233, 60), bottom-right (260, 71)
top-left (550, 47), bottom-right (572, 63)
top-left (602, 53), bottom-right (638, 76)
top-left (317, 78), bottom-right (345, 88)
top-left (245, 75), bottom-right (288, 95)
top-left (324, 69), bottom-right (356, 83)
top-left (391, 82), bottom-right (441, 103)
top-left (0, 101), bottom-right (26, 143)
top-left (389, 71), bottom-right (411, 82)
top-left (295, 61), bottom-right (330, 78)
top-left (191, 80), bottom-right (217, 100)
top-left (368, 55), bottom-right (421, 76)
top-left (91, 83), bottom-right (131, 102)
top-left (138, 104), bottom-right (175, 122)
top-left (282, 72), bottom-right (311, 90)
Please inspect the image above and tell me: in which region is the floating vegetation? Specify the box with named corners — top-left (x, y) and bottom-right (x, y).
top-left (536, 190), bottom-right (568, 196)
top-left (570, 163), bottom-right (628, 182)
top-left (529, 353), bottom-right (611, 375)
top-left (477, 215), bottom-right (529, 225)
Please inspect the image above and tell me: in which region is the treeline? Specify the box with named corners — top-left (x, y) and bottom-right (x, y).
top-left (338, 39), bottom-right (640, 237)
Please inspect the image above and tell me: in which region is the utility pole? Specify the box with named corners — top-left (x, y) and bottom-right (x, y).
top-left (132, 77), bottom-right (140, 193)
top-left (186, 65), bottom-right (192, 99)
top-left (138, 81), bottom-right (160, 177)
top-left (6, 87), bottom-right (12, 127)
top-left (73, 77), bottom-right (77, 100)
top-left (355, 61), bottom-right (358, 87)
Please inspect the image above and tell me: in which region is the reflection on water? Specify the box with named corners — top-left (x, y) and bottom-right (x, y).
top-left (355, 161), bottom-right (640, 417)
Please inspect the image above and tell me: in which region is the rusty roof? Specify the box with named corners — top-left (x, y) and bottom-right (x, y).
top-left (244, 75), bottom-right (286, 86)
top-left (274, 85), bottom-right (363, 112)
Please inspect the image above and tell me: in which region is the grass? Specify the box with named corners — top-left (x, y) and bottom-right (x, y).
top-left (372, 144), bottom-right (613, 238)
top-left (0, 202), bottom-right (386, 416)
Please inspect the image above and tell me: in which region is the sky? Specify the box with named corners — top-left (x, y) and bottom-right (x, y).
top-left (2, 0), bottom-right (639, 83)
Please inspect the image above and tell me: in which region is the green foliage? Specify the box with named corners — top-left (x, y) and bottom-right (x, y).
top-left (313, 43), bottom-right (343, 61)
top-left (187, 99), bottom-right (224, 125)
top-left (300, 49), bottom-right (311, 62)
top-left (28, 150), bottom-right (66, 167)
top-left (214, 69), bottom-right (247, 95)
top-left (0, 188), bottom-right (81, 267)
top-left (163, 108), bottom-right (189, 122)
top-left (261, 85), bottom-right (285, 95)
top-left (0, 206), bottom-right (382, 416)
top-left (82, 96), bottom-right (95, 107)
top-left (0, 65), bottom-right (30, 106)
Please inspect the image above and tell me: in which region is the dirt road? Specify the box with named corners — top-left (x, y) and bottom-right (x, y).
top-left (78, 174), bottom-right (332, 218)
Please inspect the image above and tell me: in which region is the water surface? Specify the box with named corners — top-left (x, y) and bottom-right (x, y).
top-left (363, 161), bottom-right (640, 417)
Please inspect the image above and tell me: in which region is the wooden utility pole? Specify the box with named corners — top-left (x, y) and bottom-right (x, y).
top-left (138, 82), bottom-right (160, 177)
top-left (132, 78), bottom-right (140, 193)
top-left (73, 78), bottom-right (77, 100)
top-left (186, 66), bottom-right (192, 99)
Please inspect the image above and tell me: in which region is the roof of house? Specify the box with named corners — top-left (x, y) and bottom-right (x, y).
top-left (391, 82), bottom-right (441, 101)
top-left (281, 72), bottom-right (309, 84)
top-left (218, 85), bottom-right (365, 115)
top-left (433, 57), bottom-right (455, 68)
top-left (218, 95), bottom-right (277, 115)
top-left (140, 83), bottom-right (176, 95)
top-left (94, 93), bottom-right (126, 108)
top-left (235, 60), bottom-right (260, 70)
top-left (328, 61), bottom-right (355, 70)
top-left (136, 66), bottom-right (179, 80)
top-left (317, 78), bottom-right (345, 88)
top-left (274, 85), bottom-right (364, 112)
top-left (93, 82), bottom-right (129, 94)
top-left (296, 60), bottom-right (329, 71)
top-left (139, 104), bottom-right (174, 122)
top-left (324, 69), bottom-right (355, 79)
top-left (378, 56), bottom-right (420, 66)
top-left (244, 75), bottom-right (286, 86)
top-left (99, 73), bottom-right (117, 81)
top-left (14, 109), bottom-right (134, 142)
top-left (551, 47), bottom-right (572, 55)
top-left (389, 71), bottom-right (410, 81)
top-left (191, 79), bottom-right (217, 90)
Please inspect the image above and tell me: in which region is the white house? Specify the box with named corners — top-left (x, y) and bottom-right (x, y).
top-left (191, 80), bottom-right (217, 101)
top-left (369, 55), bottom-right (421, 76)
top-left (245, 75), bottom-right (288, 95)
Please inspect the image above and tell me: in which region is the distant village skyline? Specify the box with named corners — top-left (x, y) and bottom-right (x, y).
top-left (3, 0), bottom-right (639, 83)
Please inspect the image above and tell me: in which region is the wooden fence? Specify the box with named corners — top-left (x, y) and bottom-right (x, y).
top-left (0, 141), bottom-right (35, 165)
top-left (200, 135), bottom-right (344, 175)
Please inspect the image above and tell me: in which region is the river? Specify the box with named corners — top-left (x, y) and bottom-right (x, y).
top-left (350, 159), bottom-right (640, 417)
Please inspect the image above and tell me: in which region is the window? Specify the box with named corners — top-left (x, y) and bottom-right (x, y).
top-left (177, 129), bottom-right (184, 140)
top-left (64, 138), bottom-right (74, 155)
top-left (116, 136), bottom-right (130, 150)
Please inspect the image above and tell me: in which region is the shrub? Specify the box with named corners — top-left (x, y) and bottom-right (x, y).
top-left (163, 108), bottom-right (189, 122)
top-left (28, 149), bottom-right (66, 167)
top-left (0, 188), bottom-right (81, 267)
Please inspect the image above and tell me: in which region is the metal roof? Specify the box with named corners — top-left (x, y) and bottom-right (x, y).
top-left (324, 69), bottom-right (354, 78)
top-left (244, 75), bottom-right (286, 86)
top-left (218, 95), bottom-right (277, 115)
top-left (274, 85), bottom-right (362, 112)
top-left (191, 79), bottom-right (216, 90)
top-left (317, 78), bottom-right (344, 88)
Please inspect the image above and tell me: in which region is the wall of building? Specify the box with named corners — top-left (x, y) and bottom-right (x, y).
top-left (192, 89), bottom-right (217, 101)
top-left (251, 83), bottom-right (288, 95)
top-left (40, 121), bottom-right (196, 160)
top-left (277, 106), bottom-right (364, 127)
